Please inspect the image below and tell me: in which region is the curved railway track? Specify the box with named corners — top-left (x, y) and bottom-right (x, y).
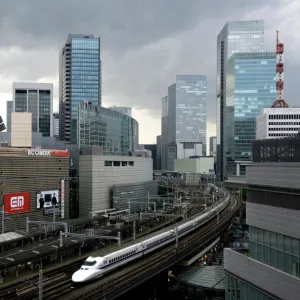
top-left (42, 196), bottom-right (239, 300)
top-left (0, 194), bottom-right (237, 300)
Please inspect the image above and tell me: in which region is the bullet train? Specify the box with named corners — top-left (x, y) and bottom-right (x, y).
top-left (72, 194), bottom-right (230, 283)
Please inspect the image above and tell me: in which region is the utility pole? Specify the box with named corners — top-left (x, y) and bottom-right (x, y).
top-left (133, 221), bottom-right (136, 242)
top-left (38, 269), bottom-right (43, 300)
top-left (1, 207), bottom-right (4, 234)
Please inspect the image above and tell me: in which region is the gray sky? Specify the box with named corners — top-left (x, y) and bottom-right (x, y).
top-left (0, 0), bottom-right (299, 143)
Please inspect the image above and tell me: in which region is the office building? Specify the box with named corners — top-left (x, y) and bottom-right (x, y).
top-left (217, 20), bottom-right (264, 180)
top-left (156, 135), bottom-right (162, 170)
top-left (257, 107), bottom-right (300, 139)
top-left (139, 144), bottom-right (157, 170)
top-left (11, 112), bottom-right (32, 148)
top-left (174, 156), bottom-right (214, 174)
top-left (161, 75), bottom-right (207, 171)
top-left (224, 136), bottom-right (300, 300)
top-left (6, 101), bottom-right (12, 132)
top-left (53, 113), bottom-right (59, 138)
top-left (209, 136), bottom-right (217, 156)
top-left (108, 106), bottom-right (132, 117)
top-left (0, 116), bottom-right (5, 132)
top-left (161, 96), bottom-right (168, 170)
top-left (77, 102), bottom-right (138, 155)
top-left (79, 147), bottom-right (154, 216)
top-left (0, 147), bottom-right (70, 231)
top-left (59, 34), bottom-right (101, 144)
top-left (226, 52), bottom-right (276, 176)
top-left (13, 82), bottom-right (53, 137)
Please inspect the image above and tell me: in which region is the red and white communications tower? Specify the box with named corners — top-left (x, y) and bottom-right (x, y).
top-left (271, 30), bottom-right (289, 108)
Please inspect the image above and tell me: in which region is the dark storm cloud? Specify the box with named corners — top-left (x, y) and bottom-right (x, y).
top-left (0, 0), bottom-right (294, 133)
top-left (0, 0), bottom-right (278, 52)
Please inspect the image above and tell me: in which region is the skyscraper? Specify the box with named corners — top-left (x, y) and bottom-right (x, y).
top-left (53, 112), bottom-right (59, 138)
top-left (59, 34), bottom-right (101, 144)
top-left (226, 52), bottom-right (276, 175)
top-left (209, 136), bottom-right (217, 156)
top-left (6, 101), bottom-right (13, 132)
top-left (216, 20), bottom-right (264, 180)
top-left (161, 75), bottom-right (207, 170)
top-left (13, 82), bottom-right (53, 137)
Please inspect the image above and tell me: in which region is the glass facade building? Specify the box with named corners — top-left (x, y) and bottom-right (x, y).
top-left (226, 52), bottom-right (276, 175)
top-left (13, 83), bottom-right (53, 137)
top-left (77, 102), bottom-right (138, 155)
top-left (224, 139), bottom-right (300, 300)
top-left (59, 34), bottom-right (101, 144)
top-left (161, 75), bottom-right (207, 170)
top-left (216, 20), bottom-right (264, 180)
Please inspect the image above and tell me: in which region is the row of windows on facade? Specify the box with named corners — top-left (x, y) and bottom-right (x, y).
top-left (269, 127), bottom-right (300, 131)
top-left (269, 133), bottom-right (299, 137)
top-left (225, 274), bottom-right (274, 300)
top-left (250, 240), bottom-right (300, 278)
top-left (268, 122), bottom-right (300, 126)
top-left (104, 161), bottom-right (134, 167)
top-left (269, 114), bottom-right (300, 120)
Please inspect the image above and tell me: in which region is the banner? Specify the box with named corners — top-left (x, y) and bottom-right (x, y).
top-left (61, 179), bottom-right (65, 219)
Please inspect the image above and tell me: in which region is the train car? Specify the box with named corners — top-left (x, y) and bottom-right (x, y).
top-left (141, 231), bottom-right (174, 255)
top-left (72, 195), bottom-right (231, 283)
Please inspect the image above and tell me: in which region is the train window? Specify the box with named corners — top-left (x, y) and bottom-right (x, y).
top-left (83, 261), bottom-right (97, 266)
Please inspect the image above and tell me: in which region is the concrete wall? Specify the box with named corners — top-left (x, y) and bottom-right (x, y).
top-left (256, 113), bottom-right (267, 140)
top-left (174, 157), bottom-right (214, 174)
top-left (11, 112), bottom-right (32, 147)
top-left (224, 248), bottom-right (300, 300)
top-left (246, 202), bottom-right (300, 240)
top-left (246, 162), bottom-right (300, 189)
top-left (79, 153), bottom-right (153, 216)
top-left (177, 143), bottom-right (203, 159)
top-left (113, 181), bottom-right (158, 211)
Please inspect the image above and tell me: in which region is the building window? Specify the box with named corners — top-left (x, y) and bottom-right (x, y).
top-left (129, 161), bottom-right (134, 166)
top-left (105, 161), bottom-right (112, 166)
top-left (113, 161), bottom-right (120, 167)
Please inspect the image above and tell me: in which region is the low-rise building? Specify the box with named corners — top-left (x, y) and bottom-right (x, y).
top-left (0, 148), bottom-right (70, 231)
top-left (174, 156), bottom-right (214, 174)
top-left (256, 107), bottom-right (300, 139)
top-left (79, 147), bottom-right (155, 216)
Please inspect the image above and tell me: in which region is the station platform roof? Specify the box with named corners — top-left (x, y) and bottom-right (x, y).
top-left (175, 266), bottom-right (225, 291)
top-left (0, 214), bottom-right (178, 269)
top-left (0, 215), bottom-right (108, 245)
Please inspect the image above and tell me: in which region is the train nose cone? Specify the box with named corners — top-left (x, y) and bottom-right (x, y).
top-left (72, 271), bottom-right (84, 283)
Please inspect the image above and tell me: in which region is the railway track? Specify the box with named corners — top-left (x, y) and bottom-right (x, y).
top-left (46, 196), bottom-right (239, 300)
top-left (0, 211), bottom-right (185, 299)
top-left (0, 195), bottom-right (236, 300)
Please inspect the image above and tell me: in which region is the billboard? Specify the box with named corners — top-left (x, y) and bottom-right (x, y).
top-left (61, 180), bottom-right (65, 219)
top-left (27, 150), bottom-right (69, 157)
top-left (37, 190), bottom-right (59, 209)
top-left (4, 192), bottom-right (30, 214)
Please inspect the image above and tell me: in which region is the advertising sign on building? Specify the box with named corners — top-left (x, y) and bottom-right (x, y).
top-left (27, 150), bottom-right (69, 157)
top-left (37, 190), bottom-right (59, 209)
top-left (4, 192), bottom-right (30, 214)
top-left (61, 180), bottom-right (65, 219)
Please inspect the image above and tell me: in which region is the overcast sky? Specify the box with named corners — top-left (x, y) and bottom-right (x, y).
top-left (0, 0), bottom-right (299, 144)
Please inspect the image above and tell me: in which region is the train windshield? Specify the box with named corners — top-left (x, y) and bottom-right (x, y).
top-left (83, 260), bottom-right (97, 266)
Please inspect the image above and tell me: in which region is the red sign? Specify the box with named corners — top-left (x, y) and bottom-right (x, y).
top-left (51, 151), bottom-right (70, 157)
top-left (4, 192), bottom-right (30, 214)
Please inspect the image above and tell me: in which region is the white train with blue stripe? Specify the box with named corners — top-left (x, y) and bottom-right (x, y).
top-left (72, 195), bottom-right (230, 283)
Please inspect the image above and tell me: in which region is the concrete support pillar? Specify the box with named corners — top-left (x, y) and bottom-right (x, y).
top-left (236, 162), bottom-right (240, 176)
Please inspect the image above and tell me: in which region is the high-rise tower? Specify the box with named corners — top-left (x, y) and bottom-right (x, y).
top-left (13, 82), bottom-right (53, 137)
top-left (59, 34), bottom-right (101, 144)
top-left (216, 20), bottom-right (265, 180)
